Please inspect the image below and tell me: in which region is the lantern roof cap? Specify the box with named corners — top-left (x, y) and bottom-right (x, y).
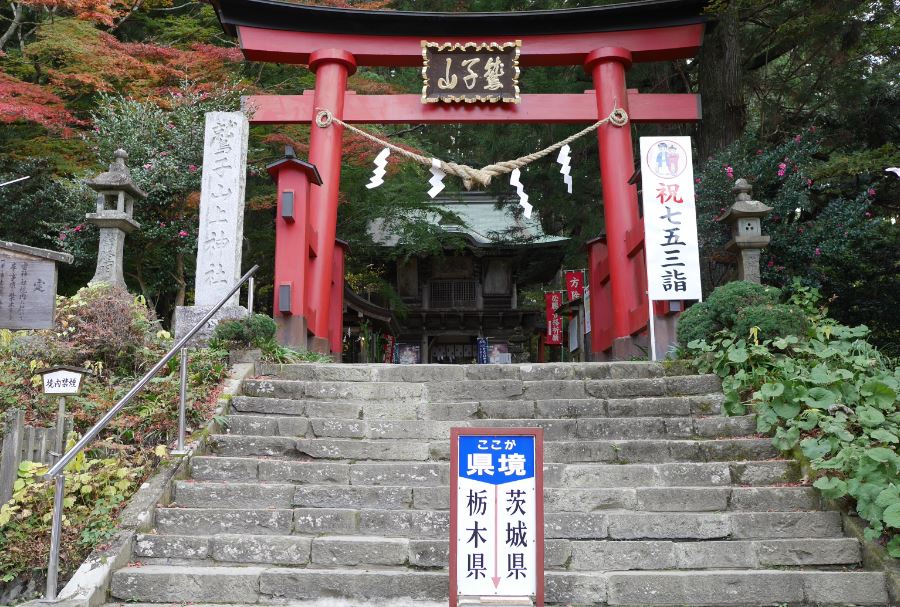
top-left (266, 146), bottom-right (323, 185)
top-left (720, 178), bottom-right (773, 221)
top-left (85, 149), bottom-right (148, 200)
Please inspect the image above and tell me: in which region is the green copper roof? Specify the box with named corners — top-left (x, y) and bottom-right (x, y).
top-left (370, 192), bottom-right (568, 248)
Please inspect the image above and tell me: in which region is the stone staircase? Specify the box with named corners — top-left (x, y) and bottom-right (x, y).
top-left (109, 362), bottom-right (889, 606)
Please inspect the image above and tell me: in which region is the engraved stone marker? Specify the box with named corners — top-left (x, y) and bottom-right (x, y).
top-left (174, 111), bottom-right (250, 340)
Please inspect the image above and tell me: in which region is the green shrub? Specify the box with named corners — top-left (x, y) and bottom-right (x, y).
top-left (706, 281), bottom-right (781, 326)
top-left (733, 303), bottom-right (809, 341)
top-left (676, 301), bottom-right (719, 347)
top-left (686, 293), bottom-right (900, 556)
top-left (0, 444), bottom-right (143, 583)
top-left (259, 340), bottom-right (333, 364)
top-left (211, 314), bottom-right (277, 348)
top-left (677, 281), bottom-right (783, 346)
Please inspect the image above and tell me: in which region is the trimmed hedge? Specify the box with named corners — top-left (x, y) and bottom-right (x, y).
top-left (733, 303), bottom-right (809, 340)
top-left (211, 314), bottom-right (277, 347)
top-left (677, 281), bottom-right (798, 346)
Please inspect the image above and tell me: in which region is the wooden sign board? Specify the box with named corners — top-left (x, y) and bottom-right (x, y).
top-left (422, 41), bottom-right (521, 104)
top-left (40, 369), bottom-right (84, 395)
top-left (0, 255), bottom-right (59, 330)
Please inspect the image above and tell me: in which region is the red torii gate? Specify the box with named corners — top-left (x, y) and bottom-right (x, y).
top-left (210, 0), bottom-right (707, 359)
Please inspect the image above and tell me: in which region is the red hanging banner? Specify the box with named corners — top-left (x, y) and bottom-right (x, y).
top-left (544, 291), bottom-right (563, 345)
top-left (382, 334), bottom-right (395, 364)
top-left (565, 270), bottom-right (585, 301)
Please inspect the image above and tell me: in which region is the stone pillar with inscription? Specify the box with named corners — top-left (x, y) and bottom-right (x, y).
top-left (174, 111), bottom-right (250, 340)
top-left (84, 150), bottom-right (146, 288)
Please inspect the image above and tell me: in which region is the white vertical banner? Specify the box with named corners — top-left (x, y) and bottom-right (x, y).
top-left (583, 289), bottom-right (591, 335)
top-left (639, 136), bottom-right (702, 300)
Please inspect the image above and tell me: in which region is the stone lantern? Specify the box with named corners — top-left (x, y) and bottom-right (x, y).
top-left (84, 149), bottom-right (146, 287)
top-left (720, 178), bottom-right (773, 283)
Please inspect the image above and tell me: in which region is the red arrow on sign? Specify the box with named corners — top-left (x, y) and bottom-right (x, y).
top-left (492, 485), bottom-right (501, 588)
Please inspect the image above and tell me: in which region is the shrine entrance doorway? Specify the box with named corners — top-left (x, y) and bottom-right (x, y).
top-left (210, 0), bottom-right (706, 359)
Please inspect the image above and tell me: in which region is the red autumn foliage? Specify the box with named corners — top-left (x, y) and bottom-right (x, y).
top-left (24, 19), bottom-right (243, 100)
top-left (0, 72), bottom-right (81, 132)
top-left (18, 0), bottom-right (131, 26)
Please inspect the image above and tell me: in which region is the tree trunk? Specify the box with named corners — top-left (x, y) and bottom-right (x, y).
top-left (0, 3), bottom-right (23, 51)
top-left (696, 2), bottom-right (745, 160)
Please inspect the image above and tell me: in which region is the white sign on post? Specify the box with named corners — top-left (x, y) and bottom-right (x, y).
top-left (40, 370), bottom-right (83, 395)
top-left (639, 136), bottom-right (702, 300)
top-left (451, 429), bottom-right (544, 606)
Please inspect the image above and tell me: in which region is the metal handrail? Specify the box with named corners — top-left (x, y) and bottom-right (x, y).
top-left (42, 264), bottom-right (259, 600)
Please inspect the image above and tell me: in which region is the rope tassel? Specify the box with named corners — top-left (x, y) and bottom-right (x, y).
top-left (315, 107), bottom-right (628, 191)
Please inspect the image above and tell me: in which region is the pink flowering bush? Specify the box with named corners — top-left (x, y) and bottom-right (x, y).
top-left (694, 129), bottom-right (898, 351)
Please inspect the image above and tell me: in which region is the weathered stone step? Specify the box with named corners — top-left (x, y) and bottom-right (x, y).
top-left (257, 361), bottom-right (666, 382)
top-left (110, 565), bottom-right (888, 605)
top-left (605, 570), bottom-right (888, 605)
top-left (154, 507), bottom-right (844, 540)
top-left (221, 414), bottom-right (756, 440)
top-left (207, 434), bottom-right (778, 463)
top-left (134, 533), bottom-right (860, 570)
top-left (104, 603), bottom-right (445, 607)
top-left (240, 374), bottom-right (722, 402)
top-left (230, 393), bottom-right (725, 419)
top-left (190, 457), bottom-right (800, 488)
top-left (172, 480), bottom-right (821, 512)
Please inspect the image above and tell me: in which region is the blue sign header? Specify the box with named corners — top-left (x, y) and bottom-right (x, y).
top-left (458, 435), bottom-right (535, 485)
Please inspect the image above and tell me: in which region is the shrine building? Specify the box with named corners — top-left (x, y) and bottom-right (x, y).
top-left (344, 192), bottom-right (567, 364)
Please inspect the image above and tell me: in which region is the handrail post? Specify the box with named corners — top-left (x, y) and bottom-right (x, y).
top-left (44, 474), bottom-right (65, 601)
top-left (172, 347), bottom-right (188, 455)
top-left (248, 276), bottom-right (254, 313)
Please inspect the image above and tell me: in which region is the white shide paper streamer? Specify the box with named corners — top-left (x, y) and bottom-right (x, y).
top-left (365, 148), bottom-right (390, 189)
top-left (510, 168), bottom-right (532, 218)
top-left (557, 144), bottom-right (573, 194)
top-left (428, 158), bottom-right (446, 198)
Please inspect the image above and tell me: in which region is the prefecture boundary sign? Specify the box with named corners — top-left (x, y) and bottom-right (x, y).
top-left (450, 427), bottom-right (544, 606)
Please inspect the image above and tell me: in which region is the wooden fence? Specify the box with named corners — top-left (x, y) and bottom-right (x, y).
top-left (0, 408), bottom-right (73, 505)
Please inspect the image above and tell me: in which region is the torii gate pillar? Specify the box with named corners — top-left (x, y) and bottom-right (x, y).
top-left (306, 49), bottom-right (356, 352)
top-left (586, 48), bottom-right (648, 359)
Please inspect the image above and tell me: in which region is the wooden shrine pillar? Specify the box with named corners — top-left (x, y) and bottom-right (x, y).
top-left (306, 49), bottom-right (356, 352)
top-left (329, 239), bottom-right (349, 357)
top-left (267, 150), bottom-right (323, 348)
top-left (586, 235), bottom-right (614, 359)
top-left (585, 47), bottom-right (649, 359)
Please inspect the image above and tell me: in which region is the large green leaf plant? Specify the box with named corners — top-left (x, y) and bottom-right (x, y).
top-left (687, 283), bottom-right (900, 556)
